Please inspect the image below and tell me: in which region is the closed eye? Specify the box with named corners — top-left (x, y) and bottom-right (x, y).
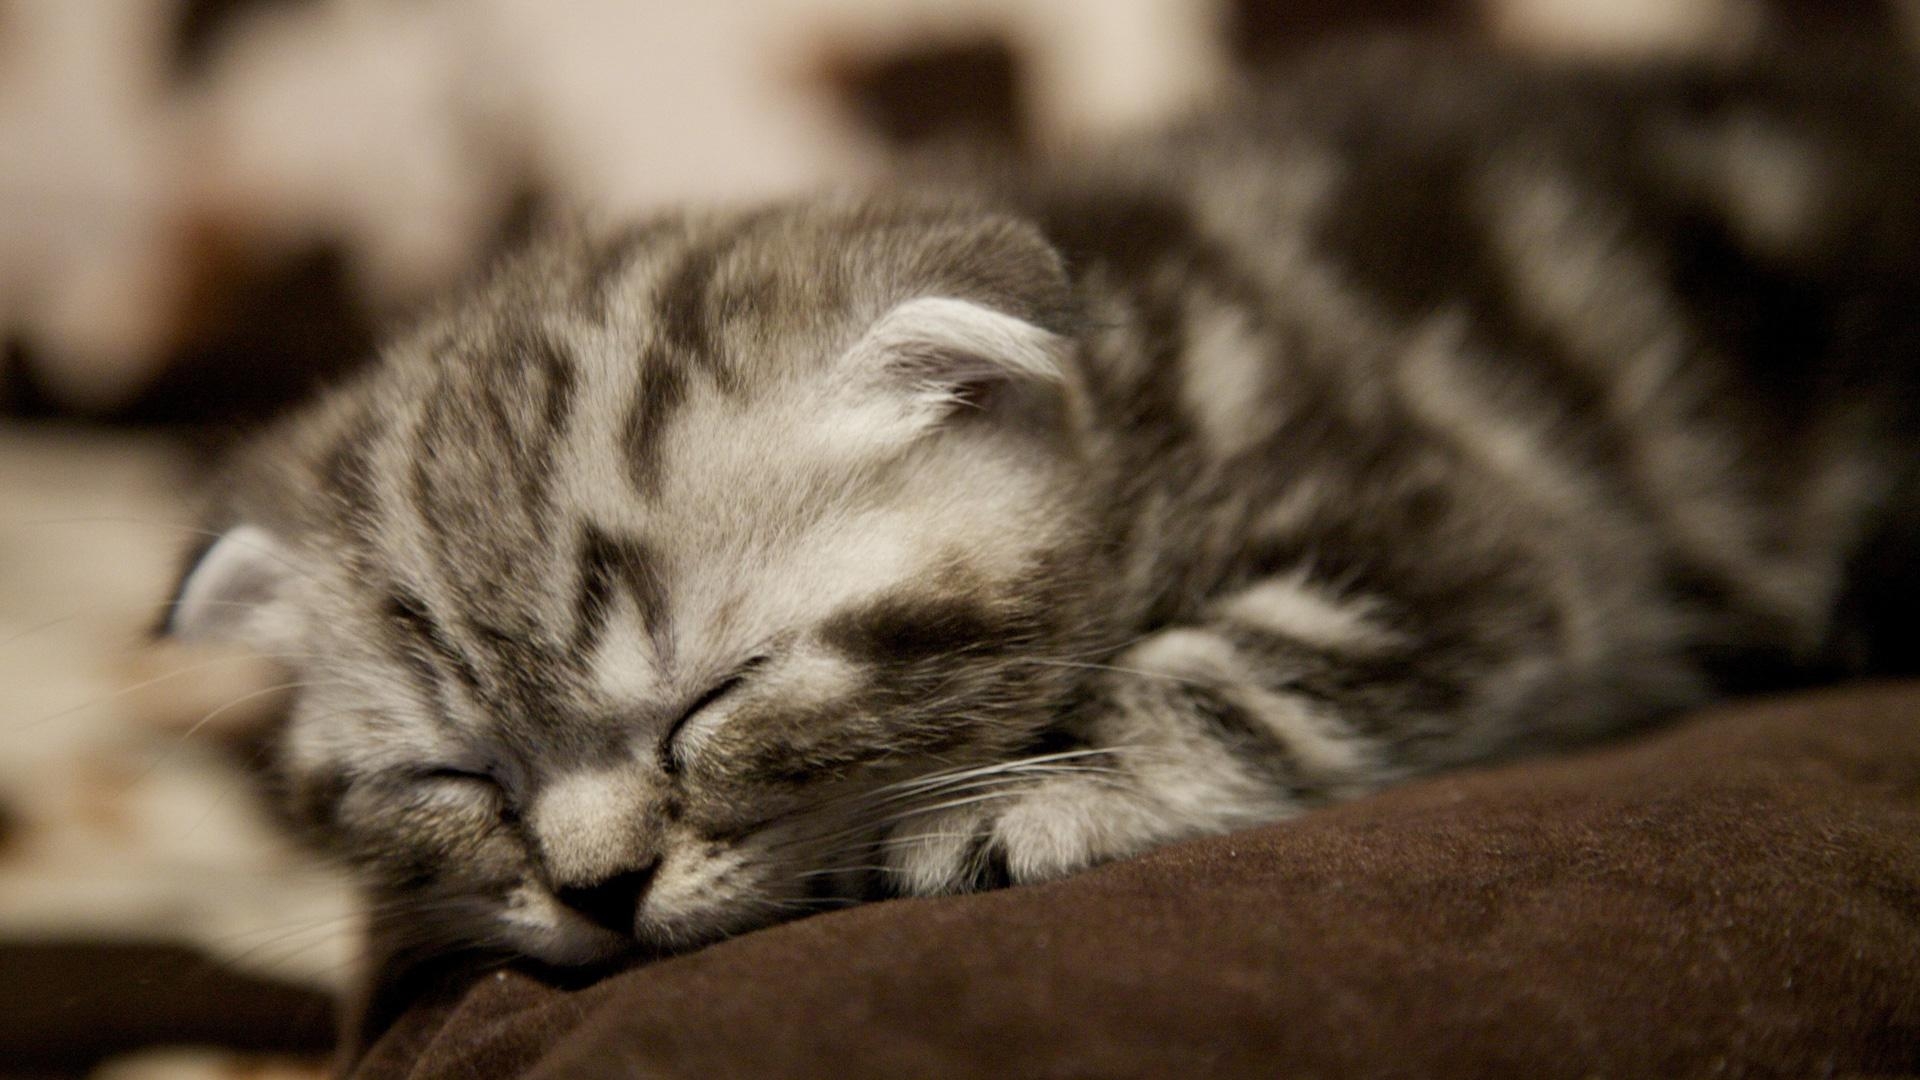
top-left (411, 765), bottom-right (518, 822)
top-left (661, 658), bottom-right (766, 772)
top-left (414, 765), bottom-right (496, 785)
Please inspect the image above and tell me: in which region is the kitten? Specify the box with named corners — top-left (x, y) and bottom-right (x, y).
top-left (166, 39), bottom-right (1920, 965)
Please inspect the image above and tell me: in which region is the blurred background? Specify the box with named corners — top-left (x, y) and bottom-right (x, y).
top-left (0, 0), bottom-right (1909, 1076)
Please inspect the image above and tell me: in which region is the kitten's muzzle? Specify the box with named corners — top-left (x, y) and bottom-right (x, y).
top-left (555, 858), bottom-right (660, 934)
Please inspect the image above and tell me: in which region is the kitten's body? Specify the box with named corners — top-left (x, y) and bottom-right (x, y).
top-left (171, 40), bottom-right (1920, 963)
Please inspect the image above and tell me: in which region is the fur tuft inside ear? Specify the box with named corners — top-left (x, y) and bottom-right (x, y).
top-left (166, 524), bottom-right (298, 647)
top-left (843, 296), bottom-right (1068, 422)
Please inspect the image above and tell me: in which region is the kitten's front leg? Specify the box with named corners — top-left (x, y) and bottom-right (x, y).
top-left (888, 614), bottom-right (1398, 895)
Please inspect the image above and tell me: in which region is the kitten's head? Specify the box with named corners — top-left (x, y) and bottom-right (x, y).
top-left (166, 199), bottom-right (1107, 963)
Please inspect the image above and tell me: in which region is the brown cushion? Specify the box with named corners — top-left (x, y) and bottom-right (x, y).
top-left (349, 683), bottom-right (1920, 1079)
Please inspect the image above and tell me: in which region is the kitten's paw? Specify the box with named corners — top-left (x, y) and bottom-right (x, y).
top-left (882, 771), bottom-right (1172, 895)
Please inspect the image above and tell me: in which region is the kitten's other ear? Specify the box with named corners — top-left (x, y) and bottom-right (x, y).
top-left (165, 524), bottom-right (299, 647)
top-left (842, 296), bottom-right (1071, 430)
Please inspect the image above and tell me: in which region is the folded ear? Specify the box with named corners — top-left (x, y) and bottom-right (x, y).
top-left (165, 524), bottom-right (300, 648)
top-left (841, 296), bottom-right (1070, 435)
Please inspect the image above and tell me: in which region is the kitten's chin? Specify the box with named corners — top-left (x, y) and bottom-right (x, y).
top-left (496, 883), bottom-right (635, 967)
top-left (488, 884), bottom-right (775, 967)
top-left (500, 909), bottom-right (748, 965)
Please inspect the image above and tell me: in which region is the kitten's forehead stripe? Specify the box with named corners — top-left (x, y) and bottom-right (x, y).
top-left (526, 329), bottom-right (581, 494)
top-left (655, 229), bottom-right (728, 364)
top-left (572, 525), bottom-right (670, 657)
top-left (386, 589), bottom-right (487, 695)
top-left (580, 216), bottom-right (685, 318)
top-left (652, 212), bottom-right (778, 389)
top-left (621, 350), bottom-right (689, 499)
top-left (318, 406), bottom-right (384, 533)
top-left (405, 325), bottom-right (579, 513)
top-left (469, 325), bottom-right (581, 508)
top-left (381, 597), bottom-right (455, 723)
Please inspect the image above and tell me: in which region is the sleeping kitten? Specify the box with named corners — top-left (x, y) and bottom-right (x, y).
top-left (165, 40), bottom-right (1920, 965)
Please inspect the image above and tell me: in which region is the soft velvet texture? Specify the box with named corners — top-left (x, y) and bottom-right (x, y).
top-left (348, 683), bottom-right (1920, 1079)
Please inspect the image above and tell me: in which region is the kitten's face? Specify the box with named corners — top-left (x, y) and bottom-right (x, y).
top-left (169, 203), bottom-right (1102, 962)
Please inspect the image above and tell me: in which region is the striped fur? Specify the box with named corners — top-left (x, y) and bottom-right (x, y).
top-left (171, 40), bottom-right (1920, 964)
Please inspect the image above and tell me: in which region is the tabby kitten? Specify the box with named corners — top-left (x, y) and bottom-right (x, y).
top-left (167, 40), bottom-right (1920, 964)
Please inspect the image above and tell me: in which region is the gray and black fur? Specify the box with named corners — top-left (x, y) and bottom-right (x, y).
top-left (168, 39), bottom-right (1920, 964)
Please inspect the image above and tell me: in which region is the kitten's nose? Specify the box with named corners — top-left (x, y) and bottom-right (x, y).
top-left (554, 859), bottom-right (660, 934)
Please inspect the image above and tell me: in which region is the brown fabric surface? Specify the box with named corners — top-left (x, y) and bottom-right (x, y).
top-left (350, 684), bottom-right (1920, 1079)
top-left (0, 941), bottom-right (336, 1078)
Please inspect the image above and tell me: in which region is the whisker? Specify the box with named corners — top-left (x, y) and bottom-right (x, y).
top-left (1007, 656), bottom-right (1219, 689)
top-left (789, 864), bottom-right (894, 880)
top-left (7, 650), bottom-right (329, 733)
top-left (834, 765), bottom-right (1125, 825)
top-left (172, 679), bottom-right (310, 742)
top-left (0, 612), bottom-right (85, 652)
top-left (877, 787), bottom-right (1031, 823)
top-left (783, 788), bottom-right (1036, 860)
top-left (130, 677), bottom-right (360, 784)
top-left (872, 830), bottom-right (986, 850)
top-left (752, 745), bottom-right (1158, 861)
top-left (861, 747), bottom-right (1125, 799)
top-left (204, 908), bottom-right (368, 964)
